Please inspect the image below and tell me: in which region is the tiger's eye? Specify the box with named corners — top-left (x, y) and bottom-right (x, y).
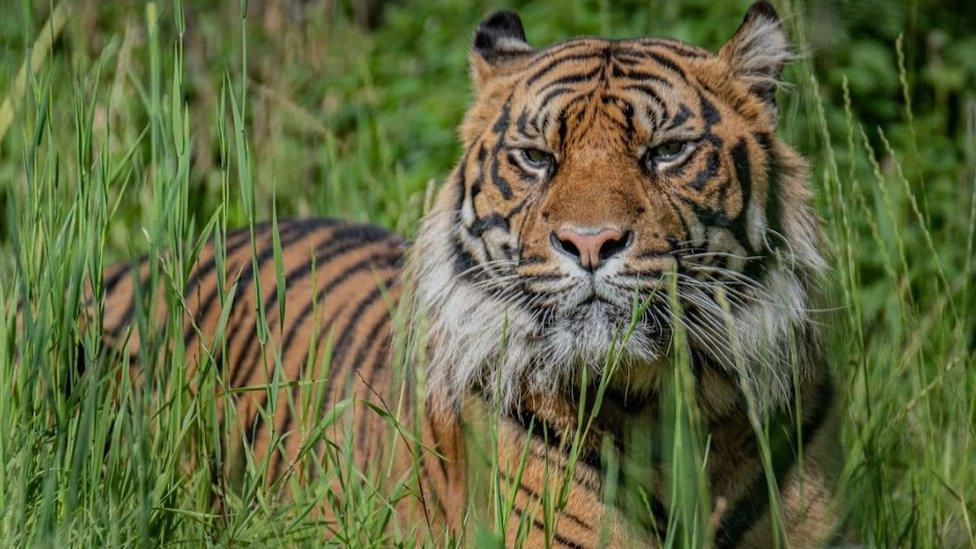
top-left (643, 140), bottom-right (696, 171)
top-left (652, 142), bottom-right (685, 160)
top-left (519, 148), bottom-right (554, 171)
top-left (525, 149), bottom-right (550, 165)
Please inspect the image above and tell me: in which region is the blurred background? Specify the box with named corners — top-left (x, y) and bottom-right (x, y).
top-left (0, 0), bottom-right (974, 545)
top-left (2, 0), bottom-right (975, 245)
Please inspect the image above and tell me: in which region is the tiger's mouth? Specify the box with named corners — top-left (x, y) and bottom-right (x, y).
top-left (535, 271), bottom-right (671, 342)
top-left (565, 298), bottom-right (637, 328)
top-left (577, 294), bottom-right (610, 307)
top-left (568, 287), bottom-right (638, 316)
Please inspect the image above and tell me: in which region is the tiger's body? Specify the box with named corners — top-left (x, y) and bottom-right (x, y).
top-left (100, 219), bottom-right (409, 480)
top-left (96, 3), bottom-right (840, 547)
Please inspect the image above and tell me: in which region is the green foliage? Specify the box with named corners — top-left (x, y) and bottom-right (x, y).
top-left (0, 0), bottom-right (974, 546)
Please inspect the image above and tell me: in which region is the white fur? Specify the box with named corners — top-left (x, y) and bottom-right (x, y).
top-left (724, 16), bottom-right (793, 91)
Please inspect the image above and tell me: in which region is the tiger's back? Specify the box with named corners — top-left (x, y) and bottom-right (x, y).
top-left (100, 218), bottom-right (409, 481)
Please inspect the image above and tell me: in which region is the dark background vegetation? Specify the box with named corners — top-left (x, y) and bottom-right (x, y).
top-left (3, 1), bottom-right (974, 240)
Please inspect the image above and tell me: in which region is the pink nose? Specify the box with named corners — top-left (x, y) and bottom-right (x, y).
top-left (553, 228), bottom-right (630, 271)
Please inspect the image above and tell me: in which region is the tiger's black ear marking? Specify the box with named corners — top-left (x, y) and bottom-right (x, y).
top-left (719, 1), bottom-right (792, 116)
top-left (474, 11), bottom-right (528, 60)
top-left (471, 11), bottom-right (533, 88)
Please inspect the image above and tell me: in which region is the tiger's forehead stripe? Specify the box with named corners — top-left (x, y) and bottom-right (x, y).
top-left (637, 37), bottom-right (713, 58)
top-left (504, 47), bottom-right (717, 149)
top-left (525, 50), bottom-right (609, 87)
top-left (524, 43), bottom-right (693, 94)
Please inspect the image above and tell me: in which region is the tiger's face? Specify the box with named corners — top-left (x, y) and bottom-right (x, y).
top-left (415, 3), bottom-right (824, 410)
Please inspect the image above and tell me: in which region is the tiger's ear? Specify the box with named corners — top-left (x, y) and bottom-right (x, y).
top-left (471, 11), bottom-right (534, 89)
top-left (719, 2), bottom-right (792, 112)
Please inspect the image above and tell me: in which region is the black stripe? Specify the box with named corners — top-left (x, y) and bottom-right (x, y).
top-left (103, 258), bottom-right (144, 293)
top-left (451, 232), bottom-right (479, 277)
top-left (184, 226), bottom-right (299, 352)
top-left (537, 65), bottom-right (603, 95)
top-left (230, 236), bottom-right (382, 387)
top-left (271, 302), bottom-right (389, 478)
top-left (536, 86), bottom-right (576, 114)
top-left (172, 226), bottom-right (270, 348)
top-left (755, 132), bottom-right (784, 247)
top-left (509, 503), bottom-right (589, 549)
top-left (227, 227), bottom-right (397, 377)
top-left (108, 263), bottom-right (151, 337)
top-left (689, 150), bottom-right (721, 191)
top-left (729, 138), bottom-right (759, 264)
top-left (530, 38), bottom-right (606, 62)
top-left (263, 224), bottom-right (397, 319)
top-left (101, 256), bottom-right (149, 334)
top-left (326, 279), bottom-right (395, 385)
top-left (557, 111), bottom-right (570, 149)
top-left (182, 221), bottom-right (317, 352)
top-left (498, 464), bottom-right (596, 533)
top-left (662, 104), bottom-right (692, 132)
top-left (515, 109), bottom-right (531, 137)
top-left (352, 314), bottom-right (394, 464)
top-left (233, 245), bottom-right (400, 390)
top-left (648, 51), bottom-right (687, 80)
top-left (663, 194), bottom-right (696, 244)
top-left (638, 39), bottom-right (711, 59)
top-left (517, 254), bottom-right (546, 267)
top-left (526, 52), bottom-right (603, 87)
top-left (277, 251), bottom-right (402, 386)
top-left (506, 407), bottom-right (588, 465)
top-left (612, 66), bottom-right (672, 87)
top-left (622, 84), bottom-right (667, 114)
top-left (490, 99), bottom-right (515, 200)
top-left (182, 222), bottom-right (271, 299)
top-left (468, 213), bottom-right (509, 238)
top-left (730, 139), bottom-right (753, 220)
top-left (270, 301), bottom-right (365, 481)
top-left (247, 274), bottom-right (396, 449)
top-left (210, 288), bottom-right (251, 373)
top-left (623, 99), bottom-right (636, 141)
top-left (505, 198), bottom-right (528, 223)
top-left (454, 152), bottom-right (470, 212)
top-left (714, 376), bottom-right (835, 548)
top-left (699, 91), bottom-right (722, 127)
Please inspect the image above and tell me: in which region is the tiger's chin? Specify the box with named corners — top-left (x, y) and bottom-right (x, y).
top-left (547, 298), bottom-right (664, 357)
top-left (535, 299), bottom-right (668, 391)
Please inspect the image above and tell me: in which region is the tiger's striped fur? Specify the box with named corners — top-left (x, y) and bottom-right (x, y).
top-left (96, 3), bottom-right (839, 546)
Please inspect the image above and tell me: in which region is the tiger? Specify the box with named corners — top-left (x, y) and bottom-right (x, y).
top-left (93, 2), bottom-right (839, 547)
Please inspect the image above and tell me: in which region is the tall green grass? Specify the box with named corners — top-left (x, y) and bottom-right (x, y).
top-left (1, 0), bottom-right (974, 546)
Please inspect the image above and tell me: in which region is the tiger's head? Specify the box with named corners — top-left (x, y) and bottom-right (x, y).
top-left (412, 2), bottom-right (825, 412)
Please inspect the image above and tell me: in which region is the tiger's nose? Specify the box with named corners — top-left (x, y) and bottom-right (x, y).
top-left (551, 228), bottom-right (632, 272)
